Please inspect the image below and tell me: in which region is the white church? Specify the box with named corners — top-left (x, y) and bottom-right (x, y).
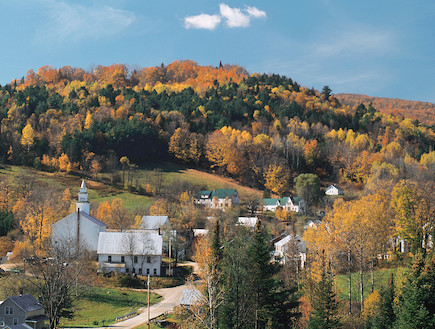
top-left (52, 180), bottom-right (106, 253)
top-left (52, 180), bottom-right (163, 276)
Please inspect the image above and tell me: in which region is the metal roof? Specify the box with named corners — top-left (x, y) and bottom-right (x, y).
top-left (140, 216), bottom-right (170, 230)
top-left (97, 231), bottom-right (162, 256)
top-left (8, 294), bottom-right (44, 313)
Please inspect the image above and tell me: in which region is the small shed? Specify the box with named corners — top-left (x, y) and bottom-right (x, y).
top-left (325, 184), bottom-right (344, 195)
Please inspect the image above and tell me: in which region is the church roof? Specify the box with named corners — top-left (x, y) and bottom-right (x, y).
top-left (80, 211), bottom-right (106, 227)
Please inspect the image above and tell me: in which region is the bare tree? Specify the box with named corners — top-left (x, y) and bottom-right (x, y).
top-left (23, 240), bottom-right (92, 329)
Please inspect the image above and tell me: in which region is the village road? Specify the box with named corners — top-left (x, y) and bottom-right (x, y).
top-left (106, 261), bottom-right (199, 329)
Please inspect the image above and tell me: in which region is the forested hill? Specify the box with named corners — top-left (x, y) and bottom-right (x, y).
top-left (0, 60), bottom-right (433, 193)
top-left (336, 93), bottom-right (435, 126)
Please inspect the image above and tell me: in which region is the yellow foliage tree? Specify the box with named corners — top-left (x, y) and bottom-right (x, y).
top-left (264, 164), bottom-right (290, 196)
top-left (21, 124), bottom-right (36, 151)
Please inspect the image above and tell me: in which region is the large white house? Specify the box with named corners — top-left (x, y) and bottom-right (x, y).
top-left (325, 184), bottom-right (344, 196)
top-left (274, 234), bottom-right (307, 268)
top-left (52, 180), bottom-right (106, 253)
top-left (258, 197), bottom-right (305, 213)
top-left (97, 231), bottom-right (162, 276)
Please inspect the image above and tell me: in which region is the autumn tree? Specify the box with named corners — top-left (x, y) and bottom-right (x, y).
top-left (264, 164), bottom-right (291, 196)
top-left (13, 186), bottom-right (71, 253)
top-left (391, 180), bottom-right (433, 253)
top-left (93, 198), bottom-right (132, 231)
top-left (21, 123), bottom-right (36, 152)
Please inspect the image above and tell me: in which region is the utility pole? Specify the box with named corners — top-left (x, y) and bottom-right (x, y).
top-left (168, 232), bottom-right (172, 276)
top-left (147, 274), bottom-right (150, 329)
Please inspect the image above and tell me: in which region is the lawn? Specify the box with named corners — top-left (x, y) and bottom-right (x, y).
top-left (61, 286), bottom-right (161, 328)
top-left (335, 267), bottom-right (402, 301)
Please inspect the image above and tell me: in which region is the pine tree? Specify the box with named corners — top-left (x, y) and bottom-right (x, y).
top-left (307, 263), bottom-right (340, 329)
top-left (250, 219), bottom-right (278, 329)
top-left (394, 253), bottom-right (435, 329)
top-left (371, 274), bottom-right (395, 329)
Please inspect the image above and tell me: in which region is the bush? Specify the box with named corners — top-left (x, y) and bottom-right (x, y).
top-left (118, 274), bottom-right (143, 288)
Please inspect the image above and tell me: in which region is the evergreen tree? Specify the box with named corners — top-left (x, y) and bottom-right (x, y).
top-left (307, 263), bottom-right (340, 329)
top-left (221, 230), bottom-right (254, 329)
top-left (370, 274), bottom-right (395, 329)
top-left (394, 253), bottom-right (435, 329)
top-left (250, 219), bottom-right (278, 329)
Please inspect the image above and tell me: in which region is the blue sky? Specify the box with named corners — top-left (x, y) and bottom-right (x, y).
top-left (1, 0), bottom-right (434, 102)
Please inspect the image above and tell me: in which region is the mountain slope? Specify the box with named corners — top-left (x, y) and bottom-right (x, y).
top-left (335, 93), bottom-right (435, 126)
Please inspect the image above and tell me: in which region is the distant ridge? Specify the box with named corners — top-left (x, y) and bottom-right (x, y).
top-left (336, 93), bottom-right (435, 126)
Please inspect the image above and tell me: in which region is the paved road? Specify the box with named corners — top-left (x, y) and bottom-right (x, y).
top-left (111, 284), bottom-right (187, 328)
top-left (109, 261), bottom-right (199, 329)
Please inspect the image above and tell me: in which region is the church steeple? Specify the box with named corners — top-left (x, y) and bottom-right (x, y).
top-left (76, 180), bottom-right (90, 214)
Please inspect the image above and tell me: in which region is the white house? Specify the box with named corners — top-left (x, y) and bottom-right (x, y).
top-left (52, 180), bottom-right (106, 253)
top-left (97, 231), bottom-right (162, 276)
top-left (139, 216), bottom-right (170, 230)
top-left (236, 217), bottom-right (258, 229)
top-left (195, 189), bottom-right (240, 209)
top-left (325, 184), bottom-right (344, 196)
top-left (258, 197), bottom-right (305, 213)
top-left (274, 234), bottom-right (307, 268)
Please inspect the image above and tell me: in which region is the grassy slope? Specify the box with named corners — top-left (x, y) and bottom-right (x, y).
top-left (0, 162), bottom-right (263, 212)
top-left (61, 286), bottom-right (161, 327)
top-left (335, 267), bottom-right (401, 301)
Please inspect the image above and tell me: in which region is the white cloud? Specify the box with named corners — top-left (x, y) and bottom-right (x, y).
top-left (184, 14), bottom-right (221, 30)
top-left (184, 3), bottom-right (266, 30)
top-left (35, 0), bottom-right (136, 43)
top-left (245, 6), bottom-right (266, 18)
top-left (219, 3), bottom-right (250, 28)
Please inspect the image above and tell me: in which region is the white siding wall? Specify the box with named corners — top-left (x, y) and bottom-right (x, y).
top-left (98, 254), bottom-right (161, 276)
top-left (52, 213), bottom-right (106, 252)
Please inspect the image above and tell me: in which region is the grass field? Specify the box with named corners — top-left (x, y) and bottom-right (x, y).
top-left (0, 162), bottom-right (262, 212)
top-left (335, 267), bottom-right (402, 301)
top-left (61, 286), bottom-right (161, 328)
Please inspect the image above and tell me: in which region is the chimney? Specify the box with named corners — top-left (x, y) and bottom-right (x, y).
top-left (19, 287), bottom-right (24, 296)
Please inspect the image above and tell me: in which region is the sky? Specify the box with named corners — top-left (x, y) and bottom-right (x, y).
top-left (0, 0), bottom-right (434, 103)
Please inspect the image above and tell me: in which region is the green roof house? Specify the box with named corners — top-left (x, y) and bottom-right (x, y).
top-left (258, 196), bottom-right (305, 213)
top-left (195, 189), bottom-right (240, 209)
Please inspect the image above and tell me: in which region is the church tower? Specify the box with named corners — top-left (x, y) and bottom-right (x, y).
top-left (76, 180), bottom-right (90, 214)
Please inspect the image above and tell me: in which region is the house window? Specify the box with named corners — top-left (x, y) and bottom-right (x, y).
top-left (138, 268), bottom-right (142, 274)
top-left (147, 256), bottom-right (151, 263)
top-left (153, 268), bottom-right (157, 275)
top-left (146, 269), bottom-right (150, 275)
top-left (126, 268), bottom-right (129, 273)
top-left (134, 256), bottom-right (138, 263)
top-left (108, 255), bottom-right (112, 262)
top-left (5, 306), bottom-right (13, 315)
top-left (13, 318), bottom-right (18, 325)
top-left (132, 268), bottom-right (135, 274)
top-left (0, 317), bottom-right (4, 326)
top-left (121, 256), bottom-right (125, 263)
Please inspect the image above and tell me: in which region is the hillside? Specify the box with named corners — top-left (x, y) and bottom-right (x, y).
top-left (336, 93), bottom-right (435, 126)
top-left (0, 61), bottom-right (433, 196)
top-left (0, 163), bottom-right (262, 212)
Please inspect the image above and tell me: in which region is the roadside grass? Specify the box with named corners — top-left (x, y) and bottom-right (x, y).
top-left (335, 267), bottom-right (402, 301)
top-left (61, 286), bottom-right (161, 328)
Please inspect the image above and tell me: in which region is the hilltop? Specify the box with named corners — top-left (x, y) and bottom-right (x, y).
top-left (336, 93), bottom-right (435, 126)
